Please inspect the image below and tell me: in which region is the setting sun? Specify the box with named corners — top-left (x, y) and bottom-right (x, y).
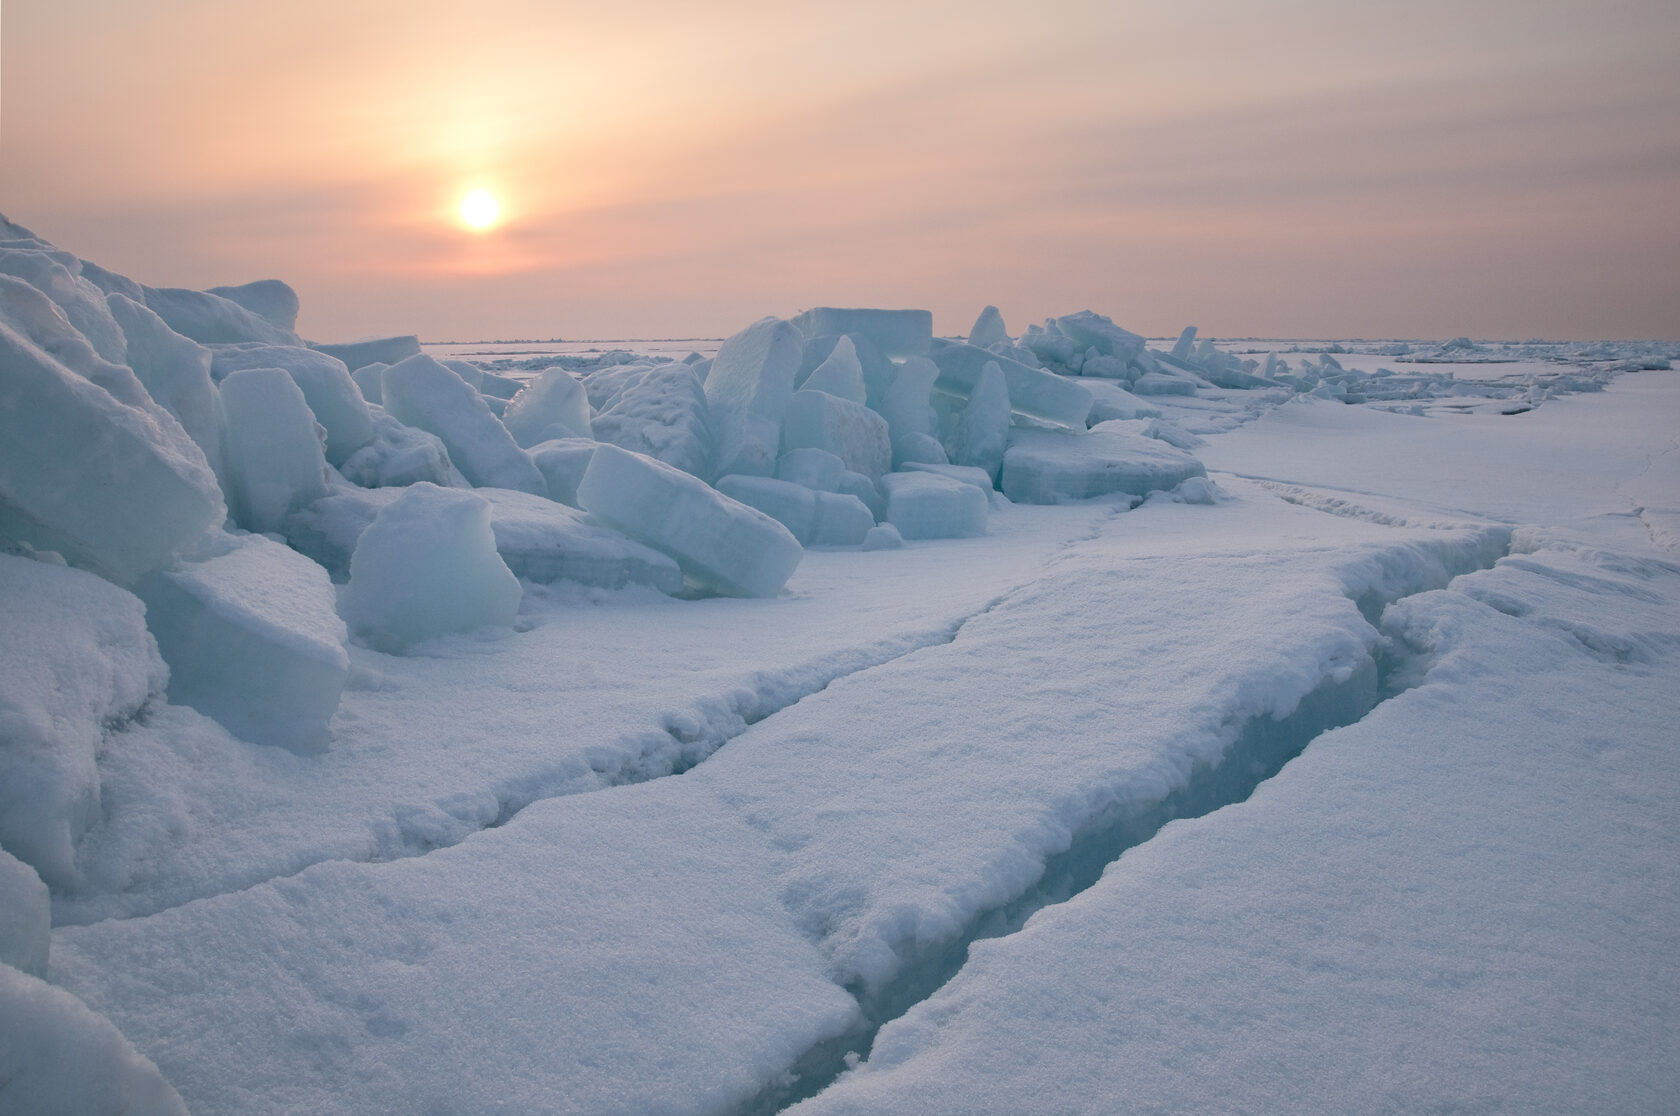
top-left (459, 188), bottom-right (501, 231)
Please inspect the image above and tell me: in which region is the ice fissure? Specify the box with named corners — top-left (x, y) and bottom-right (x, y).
top-left (751, 537), bottom-right (1513, 1114)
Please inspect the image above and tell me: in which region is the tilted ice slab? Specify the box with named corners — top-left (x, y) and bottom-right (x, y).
top-left (791, 307), bottom-right (933, 360)
top-left (137, 533), bottom-right (348, 754)
top-left (581, 360), bottom-right (714, 479)
top-left (795, 536), bottom-right (1680, 1115)
top-left (0, 314), bottom-right (224, 584)
top-left (927, 339), bottom-right (1092, 429)
top-left (380, 353), bottom-right (546, 495)
top-left (206, 279), bottom-right (297, 332)
top-left (577, 444), bottom-right (803, 598)
top-left (286, 483), bottom-right (681, 594)
top-left (1001, 421), bottom-right (1206, 504)
top-left (219, 366), bottom-right (330, 535)
top-left (784, 388), bottom-right (892, 479)
top-left (105, 293), bottom-right (222, 477)
top-left (210, 344), bottom-right (373, 466)
top-left (309, 335), bottom-right (420, 371)
top-left (0, 555), bottom-right (164, 890)
top-left (140, 285), bottom-right (299, 347)
top-left (501, 366), bottom-right (593, 447)
top-left (880, 471), bottom-right (989, 540)
top-left (706, 317), bottom-right (803, 479)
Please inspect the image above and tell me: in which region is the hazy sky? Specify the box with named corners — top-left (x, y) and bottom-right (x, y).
top-left (4, 0), bottom-right (1677, 341)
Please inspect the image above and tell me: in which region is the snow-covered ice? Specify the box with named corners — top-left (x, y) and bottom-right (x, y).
top-left (1001, 421), bottom-right (1207, 504)
top-left (577, 444), bottom-right (804, 598)
top-left (3, 216), bottom-right (1677, 1116)
top-left (137, 533), bottom-right (347, 753)
top-left (879, 470), bottom-right (989, 540)
top-left (338, 484), bottom-right (522, 653)
top-left (379, 353), bottom-right (546, 495)
top-left (705, 317), bottom-right (803, 479)
top-left (783, 389), bottom-right (892, 479)
top-left (218, 366), bottom-right (330, 534)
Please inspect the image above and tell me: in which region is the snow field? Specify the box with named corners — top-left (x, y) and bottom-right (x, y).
top-left (1, 208), bottom-right (1675, 1114)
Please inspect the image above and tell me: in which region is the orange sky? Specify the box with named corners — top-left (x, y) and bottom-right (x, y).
top-left (4, 0), bottom-right (1677, 341)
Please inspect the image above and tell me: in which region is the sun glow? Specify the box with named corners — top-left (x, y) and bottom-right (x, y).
top-left (459, 188), bottom-right (501, 231)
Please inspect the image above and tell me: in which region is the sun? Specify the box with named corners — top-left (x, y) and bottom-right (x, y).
top-left (459, 189), bottom-right (501, 231)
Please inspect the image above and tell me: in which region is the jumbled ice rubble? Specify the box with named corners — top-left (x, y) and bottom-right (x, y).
top-left (0, 212), bottom-right (1217, 824)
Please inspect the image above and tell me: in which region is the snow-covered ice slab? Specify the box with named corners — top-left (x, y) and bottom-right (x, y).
top-left (137, 534), bottom-right (347, 754)
top-left (717, 474), bottom-right (819, 544)
top-left (791, 307), bottom-right (933, 359)
top-left (380, 354), bottom-right (546, 495)
top-left (0, 555), bottom-right (164, 890)
top-left (927, 339), bottom-right (1092, 429)
top-left (783, 389), bottom-right (893, 479)
top-left (141, 285), bottom-right (298, 347)
top-left (705, 317), bottom-right (802, 478)
top-left (219, 366), bottom-right (330, 534)
top-left (52, 780), bottom-right (857, 1116)
top-left (501, 366), bottom-right (593, 446)
top-left (205, 279), bottom-right (298, 332)
top-left (337, 407), bottom-right (455, 489)
top-left (685, 509), bottom-right (1509, 1088)
top-left (880, 471), bottom-right (988, 539)
top-left (289, 485), bottom-right (682, 593)
top-left (339, 484), bottom-right (521, 653)
top-left (309, 335), bottom-right (420, 371)
top-left (210, 345), bottom-right (373, 466)
top-left (0, 317), bottom-right (224, 583)
top-left (0, 849), bottom-right (49, 977)
top-left (577, 444), bottom-right (802, 598)
top-left (582, 360), bottom-right (714, 479)
top-left (794, 536), bottom-right (1680, 1115)
top-left (528, 437), bottom-right (598, 505)
top-left (0, 965), bottom-right (188, 1116)
top-left (1001, 422), bottom-right (1205, 504)
top-left (105, 293), bottom-right (222, 473)
top-left (1051, 309), bottom-right (1146, 364)
top-left (477, 488), bottom-right (682, 592)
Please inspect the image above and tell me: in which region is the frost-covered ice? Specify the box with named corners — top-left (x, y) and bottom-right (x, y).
top-left (3, 216), bottom-right (1678, 1116)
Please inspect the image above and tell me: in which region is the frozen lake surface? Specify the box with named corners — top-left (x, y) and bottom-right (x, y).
top-left (2, 214), bottom-right (1677, 1114)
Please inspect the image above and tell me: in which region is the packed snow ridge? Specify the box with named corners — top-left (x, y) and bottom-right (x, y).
top-left (3, 210), bottom-right (1678, 1114)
